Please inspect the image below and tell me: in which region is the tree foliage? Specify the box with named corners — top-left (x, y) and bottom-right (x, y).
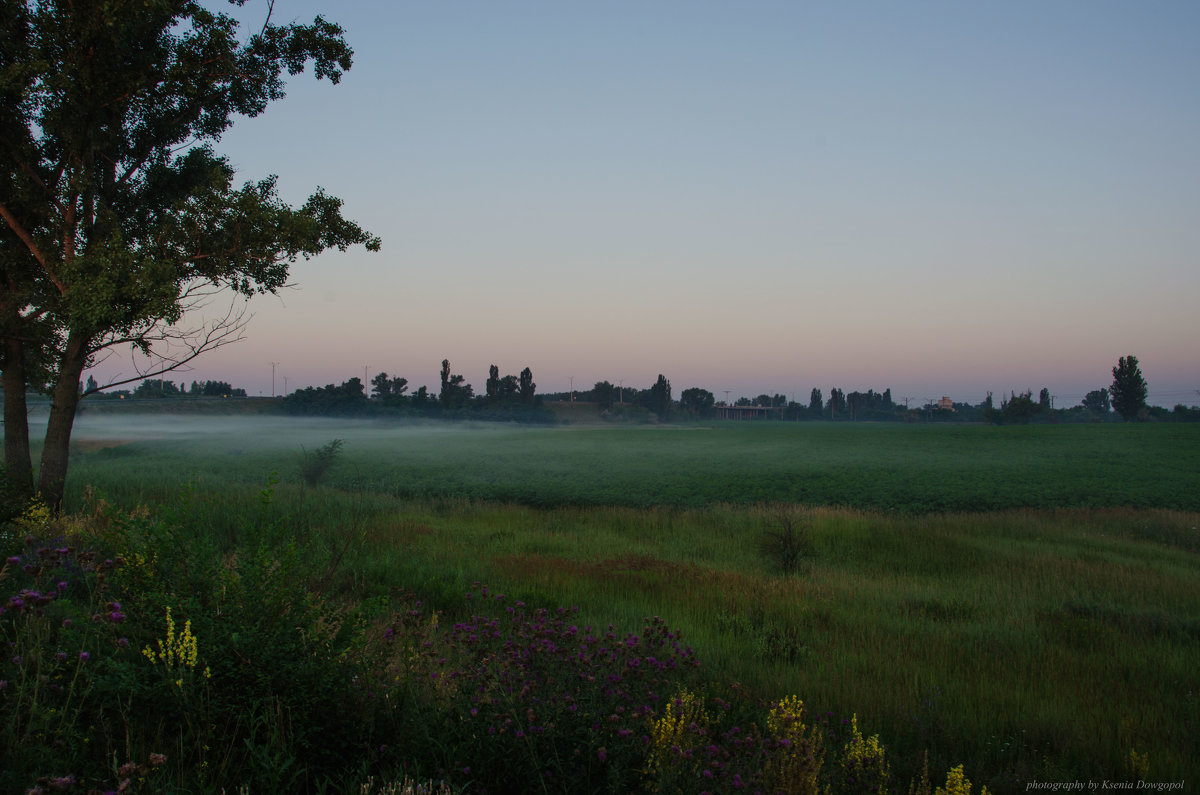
top-left (1081, 389), bottom-right (1110, 415)
top-left (1, 0), bottom-right (379, 507)
top-left (679, 387), bottom-right (715, 418)
top-left (1109, 355), bottom-right (1148, 421)
top-left (644, 374), bottom-right (672, 420)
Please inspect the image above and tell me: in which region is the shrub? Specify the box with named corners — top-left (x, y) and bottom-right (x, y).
top-left (299, 438), bottom-right (344, 487)
top-left (758, 508), bottom-right (811, 574)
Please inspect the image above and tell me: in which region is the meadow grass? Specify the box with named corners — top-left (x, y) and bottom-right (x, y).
top-left (36, 416), bottom-right (1200, 791)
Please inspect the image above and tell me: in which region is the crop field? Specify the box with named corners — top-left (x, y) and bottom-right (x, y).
top-left (62, 414), bottom-right (1200, 512)
top-left (18, 414), bottom-right (1200, 792)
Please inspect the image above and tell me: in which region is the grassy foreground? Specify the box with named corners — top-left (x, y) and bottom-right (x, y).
top-left (1, 418), bottom-right (1195, 792)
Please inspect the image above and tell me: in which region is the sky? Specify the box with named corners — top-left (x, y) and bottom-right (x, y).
top-left (88, 1), bottom-right (1200, 407)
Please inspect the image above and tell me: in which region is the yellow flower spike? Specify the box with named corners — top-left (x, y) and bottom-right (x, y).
top-left (146, 606), bottom-right (205, 688)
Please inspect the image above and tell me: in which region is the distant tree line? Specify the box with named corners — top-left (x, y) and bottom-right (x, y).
top-left (280, 360), bottom-right (555, 423)
top-left (66, 353), bottom-right (1196, 424)
top-left (81, 376), bottom-right (246, 400)
top-left (545, 355), bottom-right (1196, 424)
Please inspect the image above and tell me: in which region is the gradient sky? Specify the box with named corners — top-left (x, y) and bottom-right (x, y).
top-left (88, 1), bottom-right (1200, 406)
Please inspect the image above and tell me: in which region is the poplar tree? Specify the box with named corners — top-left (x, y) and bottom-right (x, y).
top-left (1109, 355), bottom-right (1148, 421)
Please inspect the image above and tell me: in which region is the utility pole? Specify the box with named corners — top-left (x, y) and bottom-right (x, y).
top-left (270, 361), bottom-right (278, 397)
top-left (569, 376), bottom-right (575, 402)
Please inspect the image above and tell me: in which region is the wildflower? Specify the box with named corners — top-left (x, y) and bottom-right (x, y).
top-left (109, 611), bottom-right (126, 623)
top-left (79, 651), bottom-right (90, 662)
top-left (148, 753), bottom-right (167, 766)
top-left (5, 556), bottom-right (18, 566)
top-left (597, 747), bottom-right (608, 762)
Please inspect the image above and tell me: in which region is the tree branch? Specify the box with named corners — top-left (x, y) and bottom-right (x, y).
top-left (84, 298), bottom-right (252, 395)
top-left (0, 200), bottom-right (65, 294)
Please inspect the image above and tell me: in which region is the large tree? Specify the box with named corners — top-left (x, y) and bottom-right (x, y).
top-left (1109, 355), bottom-right (1148, 421)
top-left (0, 1), bottom-right (379, 507)
top-left (678, 386), bottom-right (715, 418)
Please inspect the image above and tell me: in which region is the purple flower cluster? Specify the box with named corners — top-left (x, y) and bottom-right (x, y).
top-left (378, 586), bottom-right (864, 793)
top-left (382, 586), bottom-right (701, 789)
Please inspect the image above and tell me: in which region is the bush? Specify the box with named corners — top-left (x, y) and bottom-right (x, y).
top-left (758, 508), bottom-right (812, 574)
top-left (299, 438), bottom-right (344, 487)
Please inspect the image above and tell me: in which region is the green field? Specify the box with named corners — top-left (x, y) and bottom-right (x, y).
top-left (11, 415), bottom-right (1199, 792)
top-left (64, 416), bottom-right (1200, 513)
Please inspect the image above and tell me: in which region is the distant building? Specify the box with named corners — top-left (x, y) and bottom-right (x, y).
top-left (715, 404), bottom-right (780, 420)
top-left (937, 396), bottom-right (955, 411)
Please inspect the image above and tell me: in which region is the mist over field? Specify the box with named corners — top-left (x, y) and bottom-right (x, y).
top-left (58, 413), bottom-right (1200, 516)
top-left (64, 412), bottom-right (503, 450)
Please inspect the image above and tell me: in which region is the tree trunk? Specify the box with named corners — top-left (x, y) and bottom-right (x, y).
top-left (37, 330), bottom-right (87, 510)
top-left (2, 327), bottom-right (34, 497)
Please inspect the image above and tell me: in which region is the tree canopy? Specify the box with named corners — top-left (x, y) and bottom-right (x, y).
top-left (0, 0), bottom-right (379, 506)
top-left (1110, 355), bottom-right (1148, 421)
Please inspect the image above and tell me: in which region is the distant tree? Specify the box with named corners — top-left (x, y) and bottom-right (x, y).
top-left (438, 359), bottom-right (471, 409)
top-left (200, 380), bottom-right (242, 397)
top-left (498, 374), bottom-right (520, 401)
top-left (827, 388), bottom-right (846, 419)
top-left (1081, 389), bottom-right (1110, 415)
top-left (679, 387), bottom-right (715, 418)
top-left (1038, 388), bottom-right (1051, 412)
top-left (519, 367), bottom-right (536, 404)
top-left (371, 371), bottom-right (394, 399)
top-left (592, 380), bottom-right (616, 411)
top-left (646, 374), bottom-right (672, 420)
top-left (340, 377), bottom-right (366, 399)
top-left (882, 388), bottom-right (894, 410)
top-left (132, 379), bottom-right (181, 398)
top-left (84, 375), bottom-right (99, 394)
top-left (485, 364), bottom-right (501, 403)
top-left (1109, 355), bottom-right (1148, 421)
top-left (1000, 390), bottom-right (1037, 424)
top-left (754, 394), bottom-right (772, 408)
top-left (809, 388), bottom-right (823, 414)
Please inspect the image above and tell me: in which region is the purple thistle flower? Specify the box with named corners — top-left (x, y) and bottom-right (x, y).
top-left (78, 651), bottom-right (90, 662)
